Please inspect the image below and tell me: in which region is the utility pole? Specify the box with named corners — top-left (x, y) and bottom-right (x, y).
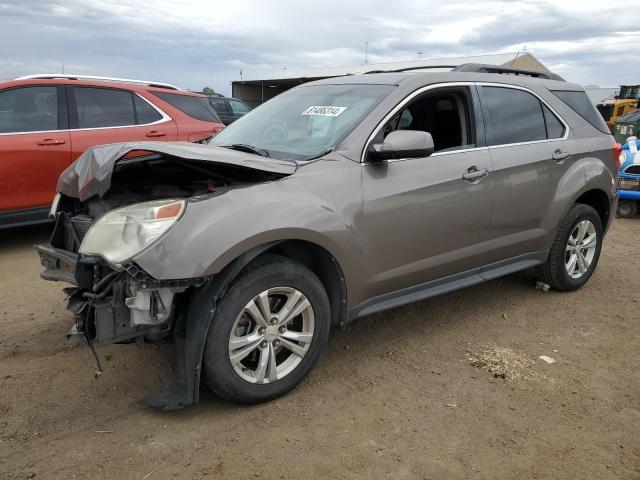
top-left (417, 51), bottom-right (423, 60)
top-left (240, 69), bottom-right (243, 83)
top-left (283, 66), bottom-right (287, 78)
top-left (364, 41), bottom-right (368, 64)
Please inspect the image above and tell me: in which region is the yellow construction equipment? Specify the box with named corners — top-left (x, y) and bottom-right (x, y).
top-left (597, 85), bottom-right (639, 133)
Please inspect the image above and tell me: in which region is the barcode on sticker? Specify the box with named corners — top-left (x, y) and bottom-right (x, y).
top-left (302, 106), bottom-right (347, 117)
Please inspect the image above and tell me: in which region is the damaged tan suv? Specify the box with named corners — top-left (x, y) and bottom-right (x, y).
top-left (37, 64), bottom-right (619, 409)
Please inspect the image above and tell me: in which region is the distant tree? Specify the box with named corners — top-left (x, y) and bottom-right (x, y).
top-left (202, 86), bottom-right (215, 96)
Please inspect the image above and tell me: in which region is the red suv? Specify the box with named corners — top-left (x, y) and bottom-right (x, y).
top-left (0, 74), bottom-right (225, 228)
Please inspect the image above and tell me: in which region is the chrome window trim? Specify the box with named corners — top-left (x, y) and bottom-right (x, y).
top-left (360, 81), bottom-right (570, 163)
top-left (0, 92), bottom-right (172, 136)
top-left (478, 82), bottom-right (570, 148)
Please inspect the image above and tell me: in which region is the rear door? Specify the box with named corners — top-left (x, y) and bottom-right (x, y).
top-left (0, 85), bottom-right (71, 212)
top-left (67, 86), bottom-right (178, 160)
top-left (478, 84), bottom-right (570, 263)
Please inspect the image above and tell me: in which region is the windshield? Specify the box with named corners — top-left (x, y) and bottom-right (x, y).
top-left (210, 84), bottom-right (394, 161)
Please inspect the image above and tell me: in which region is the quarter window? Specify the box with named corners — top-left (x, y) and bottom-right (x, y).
top-left (74, 87), bottom-right (135, 128)
top-left (542, 104), bottom-right (565, 139)
top-left (551, 90), bottom-right (609, 134)
top-left (0, 86), bottom-right (58, 133)
top-left (482, 87), bottom-right (546, 145)
top-left (153, 92), bottom-right (221, 122)
top-left (134, 95), bottom-right (163, 124)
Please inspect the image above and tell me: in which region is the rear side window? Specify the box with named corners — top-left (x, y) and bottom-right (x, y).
top-left (551, 90), bottom-right (610, 134)
top-left (0, 86), bottom-right (58, 133)
top-left (153, 92), bottom-right (221, 122)
top-left (134, 95), bottom-right (163, 124)
top-left (482, 86), bottom-right (546, 145)
top-left (542, 104), bottom-right (565, 139)
top-left (209, 97), bottom-right (228, 114)
top-left (74, 87), bottom-right (135, 128)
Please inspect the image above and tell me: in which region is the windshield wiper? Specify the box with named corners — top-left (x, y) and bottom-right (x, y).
top-left (221, 144), bottom-right (270, 157)
top-left (304, 148), bottom-right (335, 162)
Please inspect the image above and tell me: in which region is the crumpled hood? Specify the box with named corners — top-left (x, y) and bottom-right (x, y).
top-left (57, 141), bottom-right (298, 201)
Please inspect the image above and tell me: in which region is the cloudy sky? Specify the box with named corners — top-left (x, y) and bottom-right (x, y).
top-left (1, 0), bottom-right (639, 94)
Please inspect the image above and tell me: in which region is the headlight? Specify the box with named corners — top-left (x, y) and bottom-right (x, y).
top-left (79, 199), bottom-right (185, 265)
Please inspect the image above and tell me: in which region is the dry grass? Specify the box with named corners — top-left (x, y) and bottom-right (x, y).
top-left (467, 343), bottom-right (550, 381)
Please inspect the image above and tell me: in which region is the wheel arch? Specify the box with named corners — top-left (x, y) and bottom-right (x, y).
top-left (211, 238), bottom-right (349, 330)
top-left (574, 188), bottom-right (612, 230)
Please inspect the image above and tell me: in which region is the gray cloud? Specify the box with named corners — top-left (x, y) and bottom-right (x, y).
top-left (0, 0), bottom-right (638, 94)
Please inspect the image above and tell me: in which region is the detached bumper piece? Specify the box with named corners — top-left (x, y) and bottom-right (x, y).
top-left (36, 244), bottom-right (79, 285)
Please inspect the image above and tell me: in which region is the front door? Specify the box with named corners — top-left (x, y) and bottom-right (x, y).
top-left (361, 85), bottom-right (493, 300)
top-left (0, 85), bottom-right (71, 212)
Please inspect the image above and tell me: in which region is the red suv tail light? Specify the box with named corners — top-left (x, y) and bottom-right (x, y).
top-left (612, 141), bottom-right (623, 170)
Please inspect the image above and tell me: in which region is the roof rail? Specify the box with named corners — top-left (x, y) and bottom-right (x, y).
top-left (15, 74), bottom-right (181, 90)
top-left (364, 65), bottom-right (458, 74)
top-left (452, 63), bottom-right (565, 81)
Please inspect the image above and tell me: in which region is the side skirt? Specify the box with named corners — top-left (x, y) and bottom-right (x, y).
top-left (0, 207), bottom-right (51, 229)
top-left (348, 251), bottom-right (547, 321)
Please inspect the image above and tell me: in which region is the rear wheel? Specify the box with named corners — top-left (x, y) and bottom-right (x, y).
top-left (616, 200), bottom-right (637, 218)
top-left (203, 255), bottom-right (330, 403)
top-left (535, 204), bottom-right (603, 291)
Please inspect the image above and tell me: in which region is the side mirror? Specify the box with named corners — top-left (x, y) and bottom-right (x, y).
top-left (368, 130), bottom-right (435, 162)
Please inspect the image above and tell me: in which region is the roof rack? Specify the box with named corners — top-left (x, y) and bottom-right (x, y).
top-left (364, 65), bottom-right (458, 74)
top-left (452, 63), bottom-right (565, 81)
top-left (15, 74), bottom-right (181, 90)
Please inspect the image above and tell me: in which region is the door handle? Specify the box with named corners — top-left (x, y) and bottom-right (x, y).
top-left (146, 130), bottom-right (167, 138)
top-left (552, 149), bottom-right (571, 162)
top-left (37, 138), bottom-right (65, 146)
top-left (462, 166), bottom-right (489, 183)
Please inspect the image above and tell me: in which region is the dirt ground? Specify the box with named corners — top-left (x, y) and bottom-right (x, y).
top-left (1, 220), bottom-right (639, 480)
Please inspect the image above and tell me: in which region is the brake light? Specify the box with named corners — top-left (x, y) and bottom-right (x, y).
top-left (612, 141), bottom-right (623, 169)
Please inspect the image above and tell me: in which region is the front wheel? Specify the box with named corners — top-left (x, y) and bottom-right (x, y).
top-left (535, 204), bottom-right (603, 291)
top-left (203, 255), bottom-right (331, 403)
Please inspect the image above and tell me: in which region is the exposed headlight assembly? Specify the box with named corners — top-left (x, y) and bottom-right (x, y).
top-left (79, 199), bottom-right (185, 265)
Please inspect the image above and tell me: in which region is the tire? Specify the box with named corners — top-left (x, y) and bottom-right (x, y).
top-left (203, 254), bottom-right (331, 404)
top-left (535, 204), bottom-right (603, 292)
top-left (616, 200), bottom-right (638, 219)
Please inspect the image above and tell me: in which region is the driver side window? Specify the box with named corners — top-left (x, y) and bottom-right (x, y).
top-left (379, 87), bottom-right (475, 153)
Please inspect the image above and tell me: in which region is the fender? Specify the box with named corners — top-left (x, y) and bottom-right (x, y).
top-left (542, 154), bottom-right (616, 250)
top-left (145, 242), bottom-right (278, 410)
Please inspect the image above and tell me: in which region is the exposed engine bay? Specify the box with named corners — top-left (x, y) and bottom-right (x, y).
top-left (38, 148), bottom-right (289, 348)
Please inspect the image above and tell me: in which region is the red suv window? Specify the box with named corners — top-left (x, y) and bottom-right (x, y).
top-left (73, 87), bottom-right (135, 128)
top-left (153, 92), bottom-right (221, 123)
top-left (0, 86), bottom-right (58, 133)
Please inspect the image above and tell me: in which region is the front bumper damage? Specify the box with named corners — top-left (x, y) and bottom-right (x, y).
top-left (35, 240), bottom-right (213, 410)
top-left (36, 243), bottom-right (206, 346)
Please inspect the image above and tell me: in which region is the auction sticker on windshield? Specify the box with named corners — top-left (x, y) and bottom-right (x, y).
top-left (302, 106), bottom-right (347, 117)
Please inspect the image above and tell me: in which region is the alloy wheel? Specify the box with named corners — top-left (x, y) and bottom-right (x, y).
top-left (228, 287), bottom-right (315, 384)
top-left (565, 220), bottom-right (597, 279)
